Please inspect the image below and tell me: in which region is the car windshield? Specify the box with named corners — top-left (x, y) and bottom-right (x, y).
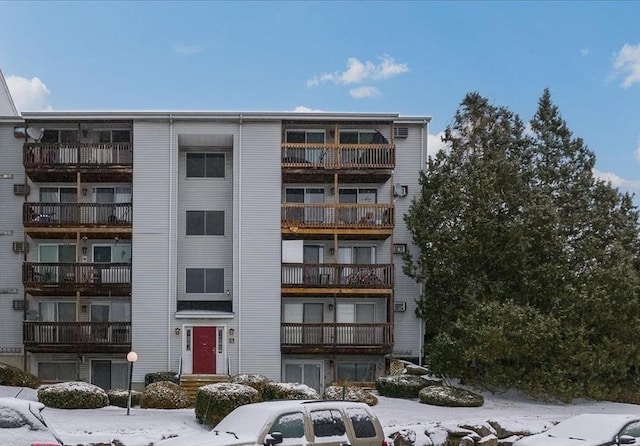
top-left (547, 414), bottom-right (628, 440)
top-left (213, 404), bottom-right (273, 439)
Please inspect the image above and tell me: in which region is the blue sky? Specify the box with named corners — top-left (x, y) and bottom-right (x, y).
top-left (1, 1), bottom-right (639, 200)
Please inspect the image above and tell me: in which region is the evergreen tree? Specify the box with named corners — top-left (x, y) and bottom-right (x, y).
top-left (405, 90), bottom-right (640, 401)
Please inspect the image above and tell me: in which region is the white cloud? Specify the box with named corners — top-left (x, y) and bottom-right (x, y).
top-left (349, 86), bottom-right (380, 99)
top-left (427, 132), bottom-right (451, 158)
top-left (593, 169), bottom-right (640, 193)
top-left (635, 140), bottom-right (640, 163)
top-left (172, 43), bottom-right (201, 55)
top-left (307, 55), bottom-right (408, 87)
top-left (5, 75), bottom-right (52, 112)
top-left (580, 48), bottom-right (589, 57)
top-left (612, 43), bottom-right (640, 88)
top-left (292, 105), bottom-right (324, 112)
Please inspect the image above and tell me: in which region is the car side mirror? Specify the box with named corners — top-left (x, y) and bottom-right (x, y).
top-left (265, 432), bottom-right (283, 445)
top-left (618, 435), bottom-right (636, 445)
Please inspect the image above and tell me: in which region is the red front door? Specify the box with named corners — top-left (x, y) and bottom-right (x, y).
top-left (193, 326), bottom-right (216, 374)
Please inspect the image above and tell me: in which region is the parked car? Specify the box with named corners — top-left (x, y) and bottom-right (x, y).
top-left (515, 413), bottom-right (640, 446)
top-left (157, 399), bottom-right (389, 446)
top-left (0, 397), bottom-right (63, 445)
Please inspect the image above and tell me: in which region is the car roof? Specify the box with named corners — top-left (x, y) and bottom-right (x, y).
top-left (547, 414), bottom-right (640, 439)
top-left (214, 400), bottom-right (373, 437)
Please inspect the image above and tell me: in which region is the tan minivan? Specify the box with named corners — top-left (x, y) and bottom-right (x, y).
top-left (158, 399), bottom-right (389, 446)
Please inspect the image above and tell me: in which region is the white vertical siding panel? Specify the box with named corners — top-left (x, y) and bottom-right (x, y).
top-left (0, 124), bottom-right (26, 363)
top-left (131, 121), bottom-right (172, 381)
top-left (391, 124), bottom-right (425, 359)
top-left (237, 121), bottom-right (282, 380)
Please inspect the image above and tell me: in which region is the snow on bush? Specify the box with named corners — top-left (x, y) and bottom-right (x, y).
top-left (140, 381), bottom-right (190, 409)
top-left (263, 381), bottom-right (320, 401)
top-left (230, 373), bottom-right (272, 398)
top-left (195, 382), bottom-right (260, 427)
top-left (376, 375), bottom-right (439, 399)
top-left (0, 362), bottom-right (40, 389)
top-left (38, 381), bottom-right (108, 409)
top-left (107, 389), bottom-right (141, 408)
top-left (418, 385), bottom-right (484, 407)
top-left (323, 385), bottom-right (378, 406)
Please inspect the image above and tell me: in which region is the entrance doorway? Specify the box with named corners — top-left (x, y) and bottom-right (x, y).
top-left (193, 326), bottom-right (217, 374)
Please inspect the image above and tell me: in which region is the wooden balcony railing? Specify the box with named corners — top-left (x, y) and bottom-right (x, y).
top-left (281, 323), bottom-right (393, 347)
top-left (24, 202), bottom-right (132, 226)
top-left (282, 263), bottom-right (393, 288)
top-left (24, 142), bottom-right (133, 168)
top-left (23, 262), bottom-right (131, 286)
top-left (24, 321), bottom-right (131, 350)
top-left (281, 203), bottom-right (393, 229)
top-left (282, 143), bottom-right (394, 169)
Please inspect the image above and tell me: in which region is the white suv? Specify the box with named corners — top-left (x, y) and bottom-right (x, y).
top-left (158, 399), bottom-right (389, 446)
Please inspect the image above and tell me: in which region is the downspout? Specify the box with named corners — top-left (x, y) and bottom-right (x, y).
top-left (167, 114), bottom-right (174, 370)
top-left (237, 114), bottom-right (243, 373)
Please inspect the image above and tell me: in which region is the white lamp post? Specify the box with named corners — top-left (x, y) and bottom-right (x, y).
top-left (126, 351), bottom-right (138, 415)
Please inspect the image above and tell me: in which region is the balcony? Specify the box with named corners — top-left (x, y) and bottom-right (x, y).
top-left (24, 202), bottom-right (132, 238)
top-left (282, 203), bottom-right (394, 238)
top-left (23, 142), bottom-right (133, 181)
top-left (23, 262), bottom-right (131, 296)
top-left (281, 323), bottom-right (393, 355)
top-left (282, 263), bottom-right (393, 295)
top-left (282, 143), bottom-right (394, 183)
top-left (23, 321), bottom-right (131, 353)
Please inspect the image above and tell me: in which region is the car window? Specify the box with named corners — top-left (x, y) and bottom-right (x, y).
top-left (269, 411), bottom-right (306, 443)
top-left (621, 421), bottom-right (640, 437)
top-left (346, 407), bottom-right (377, 438)
top-left (311, 409), bottom-right (348, 441)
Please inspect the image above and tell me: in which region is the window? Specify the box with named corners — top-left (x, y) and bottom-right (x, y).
top-left (621, 421), bottom-right (640, 437)
top-left (311, 409), bottom-right (347, 439)
top-left (186, 153), bottom-right (225, 178)
top-left (346, 407), bottom-right (377, 438)
top-left (269, 412), bottom-right (305, 441)
top-left (285, 130), bottom-right (325, 144)
top-left (41, 129), bottom-right (77, 143)
top-left (97, 130), bottom-right (131, 143)
top-left (39, 302), bottom-right (76, 322)
top-left (337, 362), bottom-right (376, 382)
top-left (339, 130), bottom-right (377, 144)
top-left (186, 268), bottom-right (224, 293)
top-left (38, 362), bottom-right (76, 381)
top-left (186, 211), bottom-right (225, 235)
top-left (91, 360), bottom-right (128, 390)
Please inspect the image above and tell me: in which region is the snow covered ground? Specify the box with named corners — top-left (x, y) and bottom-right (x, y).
top-left (1, 384), bottom-right (638, 446)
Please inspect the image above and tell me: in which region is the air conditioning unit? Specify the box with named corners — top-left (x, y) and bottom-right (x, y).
top-left (12, 300), bottom-right (24, 311)
top-left (393, 127), bottom-right (409, 138)
top-left (12, 241), bottom-right (26, 253)
top-left (394, 302), bottom-right (407, 312)
top-left (13, 183), bottom-right (30, 196)
top-left (393, 243), bottom-right (407, 254)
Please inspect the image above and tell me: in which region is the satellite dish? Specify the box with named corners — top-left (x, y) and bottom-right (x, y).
top-left (393, 183), bottom-right (407, 197)
top-left (26, 127), bottom-right (44, 141)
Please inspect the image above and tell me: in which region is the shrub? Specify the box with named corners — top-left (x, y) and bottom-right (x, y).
top-left (230, 374), bottom-right (272, 398)
top-left (262, 382), bottom-right (320, 401)
top-left (107, 389), bottom-right (141, 408)
top-left (375, 375), bottom-right (439, 399)
top-left (195, 383), bottom-right (260, 427)
top-left (323, 385), bottom-right (378, 406)
top-left (140, 381), bottom-right (190, 409)
top-left (144, 372), bottom-right (179, 387)
top-left (38, 382), bottom-right (108, 409)
top-left (418, 385), bottom-right (484, 407)
top-left (0, 362), bottom-right (40, 389)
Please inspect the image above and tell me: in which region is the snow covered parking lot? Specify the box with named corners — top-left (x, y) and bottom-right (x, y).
top-left (1, 385), bottom-right (638, 446)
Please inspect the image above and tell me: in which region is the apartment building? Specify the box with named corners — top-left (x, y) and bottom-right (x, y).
top-left (0, 70), bottom-right (429, 392)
